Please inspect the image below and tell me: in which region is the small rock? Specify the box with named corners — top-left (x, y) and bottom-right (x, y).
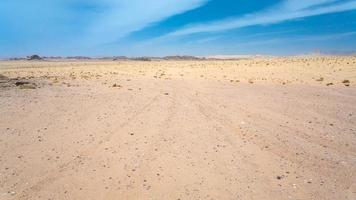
top-left (342, 80), bottom-right (350, 87)
top-left (316, 77), bottom-right (324, 82)
top-left (15, 81), bottom-right (30, 86)
top-left (112, 84), bottom-right (121, 88)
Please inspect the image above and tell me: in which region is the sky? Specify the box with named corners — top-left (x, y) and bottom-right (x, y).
top-left (1, 0), bottom-right (356, 57)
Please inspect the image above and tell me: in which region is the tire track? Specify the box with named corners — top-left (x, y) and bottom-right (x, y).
top-left (18, 93), bottom-right (162, 199)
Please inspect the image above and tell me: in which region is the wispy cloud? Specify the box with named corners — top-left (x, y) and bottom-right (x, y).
top-left (85, 0), bottom-right (208, 44)
top-left (237, 31), bottom-right (356, 47)
top-left (0, 0), bottom-right (208, 49)
top-left (167, 0), bottom-right (356, 37)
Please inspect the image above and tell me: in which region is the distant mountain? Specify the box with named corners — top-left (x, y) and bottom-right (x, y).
top-left (27, 55), bottom-right (43, 60)
top-left (66, 56), bottom-right (92, 60)
top-left (205, 55), bottom-right (269, 59)
top-left (163, 55), bottom-right (204, 60)
top-left (43, 56), bottom-right (63, 59)
top-left (111, 56), bottom-right (129, 60)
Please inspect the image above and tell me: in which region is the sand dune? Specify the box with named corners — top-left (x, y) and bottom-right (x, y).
top-left (0, 57), bottom-right (355, 199)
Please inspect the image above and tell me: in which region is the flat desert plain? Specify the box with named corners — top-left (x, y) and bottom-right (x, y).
top-left (0, 57), bottom-right (356, 200)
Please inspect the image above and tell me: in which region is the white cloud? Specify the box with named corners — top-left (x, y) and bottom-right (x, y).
top-left (238, 31), bottom-right (356, 47)
top-left (167, 0), bottom-right (356, 37)
top-left (85, 0), bottom-right (208, 44)
top-left (282, 0), bottom-right (339, 11)
top-left (0, 0), bottom-right (208, 46)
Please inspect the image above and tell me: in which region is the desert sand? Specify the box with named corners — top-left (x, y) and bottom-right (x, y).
top-left (0, 57), bottom-right (355, 200)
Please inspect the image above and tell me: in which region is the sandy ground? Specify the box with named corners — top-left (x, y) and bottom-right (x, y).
top-left (0, 57), bottom-right (355, 200)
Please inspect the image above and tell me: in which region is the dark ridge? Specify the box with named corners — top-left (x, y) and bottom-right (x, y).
top-left (132, 57), bottom-right (152, 61)
top-left (111, 56), bottom-right (129, 61)
top-left (66, 56), bottom-right (92, 60)
top-left (27, 55), bottom-right (42, 60)
top-left (163, 55), bottom-right (204, 60)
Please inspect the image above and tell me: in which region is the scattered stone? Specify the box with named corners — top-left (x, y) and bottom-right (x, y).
top-left (342, 80), bottom-right (350, 87)
top-left (316, 77), bottom-right (324, 82)
top-left (8, 191), bottom-right (16, 196)
top-left (112, 84), bottom-right (121, 88)
top-left (18, 83), bottom-right (36, 89)
top-left (15, 81), bottom-right (30, 86)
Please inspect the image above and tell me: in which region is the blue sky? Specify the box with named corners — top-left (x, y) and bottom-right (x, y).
top-left (1, 0), bottom-right (356, 57)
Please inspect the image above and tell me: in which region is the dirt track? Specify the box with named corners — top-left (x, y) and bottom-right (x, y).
top-left (0, 58), bottom-right (355, 199)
